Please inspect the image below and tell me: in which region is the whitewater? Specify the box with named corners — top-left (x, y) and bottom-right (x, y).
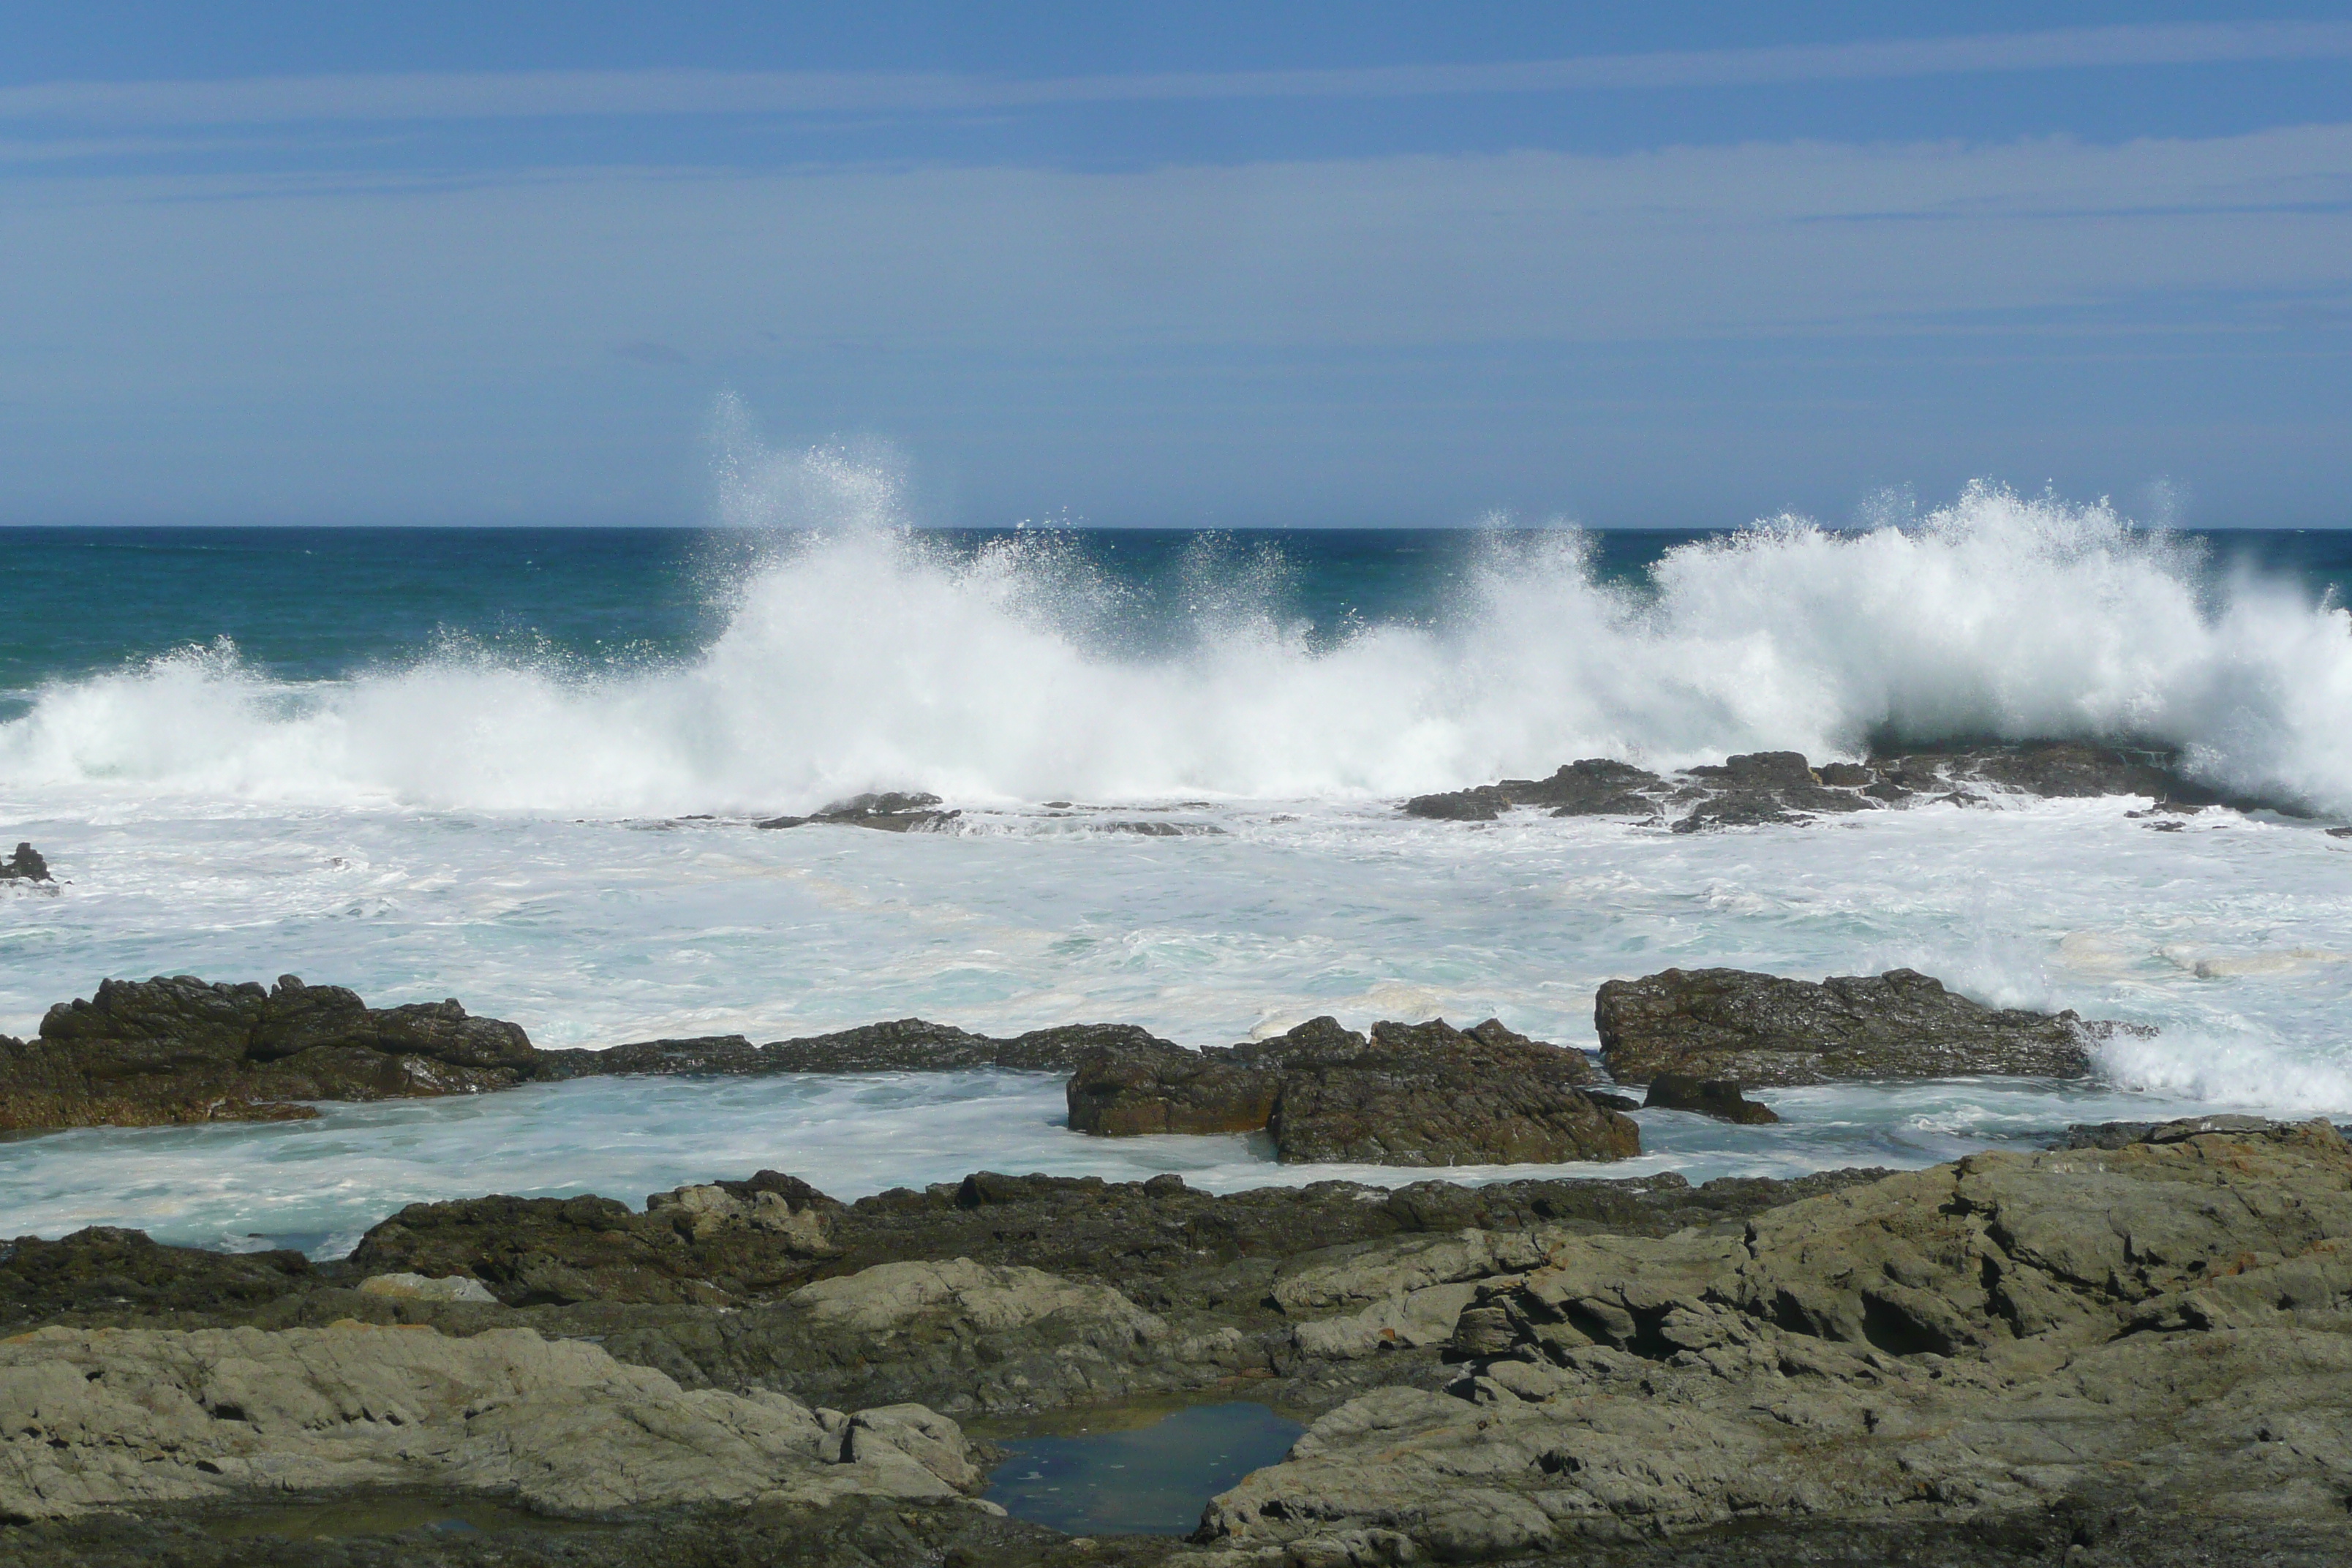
top-left (3, 478), bottom-right (2351, 1255)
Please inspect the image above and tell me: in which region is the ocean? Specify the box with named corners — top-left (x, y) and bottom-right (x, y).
top-left (5, 481), bottom-right (2352, 1256)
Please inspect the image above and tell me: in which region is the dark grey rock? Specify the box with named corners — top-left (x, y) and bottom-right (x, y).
top-left (1, 976), bottom-right (535, 1132)
top-left (1594, 966), bottom-right (2101, 1087)
top-left (755, 792), bottom-right (960, 832)
top-left (1, 842), bottom-right (49, 881)
top-left (1071, 1017), bottom-right (1635, 1166)
top-left (1642, 1073), bottom-right (1780, 1124)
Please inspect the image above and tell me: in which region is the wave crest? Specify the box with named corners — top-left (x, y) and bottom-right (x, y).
top-left (4, 483), bottom-right (2347, 815)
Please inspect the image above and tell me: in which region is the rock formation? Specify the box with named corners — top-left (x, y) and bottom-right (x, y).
top-left (755, 791), bottom-right (960, 832)
top-left (1193, 1118), bottom-right (2352, 1564)
top-left (6, 1126), bottom-right (2348, 1564)
top-left (1640, 1071), bottom-right (1780, 1124)
top-left (1595, 965), bottom-right (2107, 1086)
top-left (535, 1019), bottom-right (1167, 1079)
top-left (0, 1321), bottom-right (984, 1521)
top-left (0, 843), bottom-right (48, 881)
top-left (1404, 739), bottom-right (2276, 831)
top-left (0, 975), bottom-right (537, 1131)
top-left (1067, 1017), bottom-right (1637, 1165)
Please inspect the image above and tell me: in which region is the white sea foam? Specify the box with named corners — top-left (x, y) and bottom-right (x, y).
top-left (1, 480), bottom-right (2348, 816)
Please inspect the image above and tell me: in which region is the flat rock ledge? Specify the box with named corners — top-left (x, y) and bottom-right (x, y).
top-left (1595, 965), bottom-right (2126, 1087)
top-left (0, 975), bottom-right (537, 1133)
top-left (0, 1321), bottom-right (982, 1523)
top-left (1405, 739), bottom-right (2285, 831)
top-left (1067, 1017), bottom-right (1639, 1166)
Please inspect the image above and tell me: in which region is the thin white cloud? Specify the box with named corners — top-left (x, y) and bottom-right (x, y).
top-left (1, 21), bottom-right (2348, 129)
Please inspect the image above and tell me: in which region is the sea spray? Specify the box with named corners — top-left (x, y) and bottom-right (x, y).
top-left (1, 479), bottom-right (2348, 814)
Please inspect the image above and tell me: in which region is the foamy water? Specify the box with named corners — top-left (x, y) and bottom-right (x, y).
top-left (4, 485), bottom-right (2350, 816)
top-left (3, 481), bottom-right (2350, 1251)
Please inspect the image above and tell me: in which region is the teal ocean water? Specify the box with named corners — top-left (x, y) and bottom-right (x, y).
top-left (4, 489), bottom-right (2352, 1254)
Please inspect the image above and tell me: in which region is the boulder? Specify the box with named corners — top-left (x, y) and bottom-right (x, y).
top-left (1594, 966), bottom-right (2100, 1086)
top-left (0, 843), bottom-right (48, 881)
top-left (1642, 1072), bottom-right (1780, 1124)
top-left (1069, 1017), bottom-right (1637, 1166)
top-left (0, 1322), bottom-right (981, 1521)
top-left (0, 975), bottom-right (536, 1132)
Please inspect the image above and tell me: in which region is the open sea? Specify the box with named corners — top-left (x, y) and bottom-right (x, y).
top-left (5, 483), bottom-right (2352, 1256)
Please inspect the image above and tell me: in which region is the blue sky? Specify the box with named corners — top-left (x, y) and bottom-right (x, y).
top-left (3, 4), bottom-right (2349, 527)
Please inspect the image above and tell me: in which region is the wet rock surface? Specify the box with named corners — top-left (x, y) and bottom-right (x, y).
top-left (1068, 1017), bottom-right (1635, 1165)
top-left (540, 1019), bottom-right (1172, 1080)
top-left (1640, 1073), bottom-right (1779, 1124)
top-left (1595, 965), bottom-right (2105, 1087)
top-left (0, 976), bottom-right (537, 1132)
top-left (1404, 739), bottom-right (2282, 830)
top-left (755, 792), bottom-right (961, 833)
top-left (0, 843), bottom-right (48, 881)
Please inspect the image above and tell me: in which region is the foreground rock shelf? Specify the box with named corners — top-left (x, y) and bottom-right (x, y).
top-left (3, 1119), bottom-right (2348, 1565)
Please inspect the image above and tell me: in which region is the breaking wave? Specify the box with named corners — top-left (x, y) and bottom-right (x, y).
top-left (3, 478), bottom-right (2348, 815)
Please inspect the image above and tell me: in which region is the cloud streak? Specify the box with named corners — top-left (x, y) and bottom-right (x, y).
top-left (2, 22), bottom-right (2348, 129)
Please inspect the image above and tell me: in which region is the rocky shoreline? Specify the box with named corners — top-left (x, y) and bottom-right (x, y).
top-left (10, 927), bottom-right (2337, 1564)
top-left (3, 965), bottom-right (2127, 1143)
top-left (4, 1117), bottom-right (2349, 1565)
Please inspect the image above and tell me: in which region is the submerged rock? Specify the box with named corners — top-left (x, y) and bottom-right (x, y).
top-left (0, 975), bottom-right (537, 1132)
top-left (1068, 1017), bottom-right (1636, 1166)
top-left (0, 842), bottom-right (48, 881)
top-left (1594, 965), bottom-right (2103, 1086)
top-left (755, 791), bottom-right (961, 832)
top-left (1641, 1072), bottom-right (1779, 1124)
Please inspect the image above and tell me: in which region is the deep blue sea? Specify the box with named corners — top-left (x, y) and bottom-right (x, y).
top-left (5, 494), bottom-right (2352, 1255)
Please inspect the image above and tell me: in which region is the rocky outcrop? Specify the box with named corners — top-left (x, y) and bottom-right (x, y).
top-left (0, 975), bottom-right (537, 1131)
top-left (537, 1019), bottom-right (1169, 1079)
top-left (0, 843), bottom-right (48, 881)
top-left (1595, 966), bottom-right (2105, 1086)
top-left (1068, 1017), bottom-right (1637, 1165)
top-left (755, 791), bottom-right (960, 832)
top-left (1403, 739), bottom-right (2277, 832)
top-left (1641, 1072), bottom-right (1779, 1124)
top-left (1406, 758), bottom-right (1665, 821)
top-left (1194, 1120), bottom-right (2352, 1564)
top-left (0, 1321), bottom-right (983, 1522)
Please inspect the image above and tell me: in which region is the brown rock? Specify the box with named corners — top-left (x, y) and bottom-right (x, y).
top-left (1595, 965), bottom-right (2098, 1087)
top-left (0, 975), bottom-right (535, 1132)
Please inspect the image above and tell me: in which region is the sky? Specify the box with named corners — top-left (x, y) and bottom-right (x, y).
top-left (2, 3), bottom-right (2348, 528)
